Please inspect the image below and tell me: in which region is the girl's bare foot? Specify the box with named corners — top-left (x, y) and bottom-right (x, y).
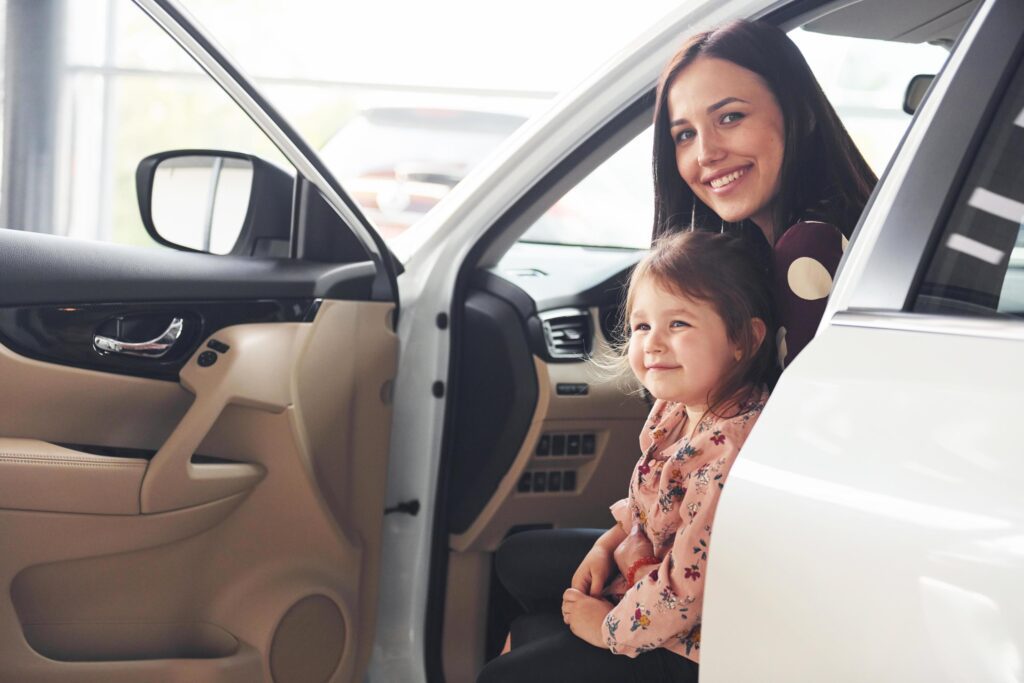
top-left (500, 632), bottom-right (512, 655)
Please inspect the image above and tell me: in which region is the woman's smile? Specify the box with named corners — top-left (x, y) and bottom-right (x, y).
top-left (705, 165), bottom-right (749, 191)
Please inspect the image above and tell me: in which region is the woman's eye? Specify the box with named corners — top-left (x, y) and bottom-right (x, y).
top-left (721, 112), bottom-right (745, 124)
top-left (673, 128), bottom-right (695, 144)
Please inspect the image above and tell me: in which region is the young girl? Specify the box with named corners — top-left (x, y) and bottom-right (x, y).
top-left (479, 229), bottom-right (774, 683)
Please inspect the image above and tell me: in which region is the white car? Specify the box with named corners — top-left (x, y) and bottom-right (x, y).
top-left (0, 0), bottom-right (1019, 682)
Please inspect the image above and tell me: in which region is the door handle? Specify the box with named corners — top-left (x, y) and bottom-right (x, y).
top-left (93, 317), bottom-right (184, 358)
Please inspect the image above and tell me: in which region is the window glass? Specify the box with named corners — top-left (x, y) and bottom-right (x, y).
top-left (789, 28), bottom-right (949, 175)
top-left (1, 1), bottom-right (293, 249)
top-left (518, 130), bottom-right (654, 250)
top-left (912, 57), bottom-right (1024, 318)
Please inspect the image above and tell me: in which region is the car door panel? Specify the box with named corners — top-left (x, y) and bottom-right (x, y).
top-left (0, 227), bottom-right (397, 682)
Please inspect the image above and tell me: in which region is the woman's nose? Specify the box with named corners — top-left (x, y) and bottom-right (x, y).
top-left (697, 130), bottom-right (725, 166)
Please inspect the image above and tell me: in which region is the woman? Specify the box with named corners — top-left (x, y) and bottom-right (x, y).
top-left (652, 19), bottom-right (876, 367)
top-left (479, 19), bottom-right (876, 683)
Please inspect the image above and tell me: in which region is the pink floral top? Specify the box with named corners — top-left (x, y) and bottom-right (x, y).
top-left (601, 388), bottom-right (768, 662)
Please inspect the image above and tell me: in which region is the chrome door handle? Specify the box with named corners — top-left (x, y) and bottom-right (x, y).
top-left (93, 318), bottom-right (184, 358)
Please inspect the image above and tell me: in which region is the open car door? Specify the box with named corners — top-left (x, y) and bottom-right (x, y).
top-left (0, 1), bottom-right (399, 681)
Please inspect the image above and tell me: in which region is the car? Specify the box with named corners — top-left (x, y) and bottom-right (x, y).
top-left (0, 0), bottom-right (1020, 682)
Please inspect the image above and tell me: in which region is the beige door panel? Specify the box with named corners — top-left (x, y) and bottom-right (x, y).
top-left (0, 300), bottom-right (397, 683)
top-left (0, 439), bottom-right (147, 515)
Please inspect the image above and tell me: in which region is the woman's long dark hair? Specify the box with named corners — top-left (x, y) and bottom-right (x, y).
top-left (652, 20), bottom-right (876, 244)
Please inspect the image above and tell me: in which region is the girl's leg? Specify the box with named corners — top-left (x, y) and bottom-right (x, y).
top-left (495, 528), bottom-right (604, 613)
top-left (477, 623), bottom-right (699, 683)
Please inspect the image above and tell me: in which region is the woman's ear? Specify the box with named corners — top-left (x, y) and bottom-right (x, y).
top-left (733, 318), bottom-right (768, 361)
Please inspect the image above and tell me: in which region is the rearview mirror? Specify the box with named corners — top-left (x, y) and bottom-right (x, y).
top-left (903, 74), bottom-right (934, 115)
top-left (136, 150), bottom-right (293, 256)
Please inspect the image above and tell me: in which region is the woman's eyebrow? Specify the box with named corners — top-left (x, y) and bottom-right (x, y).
top-left (670, 96), bottom-right (750, 127)
top-left (707, 96), bottom-right (748, 114)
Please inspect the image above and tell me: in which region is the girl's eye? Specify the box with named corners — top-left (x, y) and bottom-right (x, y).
top-left (632, 322), bottom-right (650, 332)
top-left (721, 112), bottom-right (745, 124)
top-left (670, 320), bottom-right (691, 328)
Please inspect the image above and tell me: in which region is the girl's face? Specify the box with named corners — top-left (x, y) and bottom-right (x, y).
top-left (627, 277), bottom-right (741, 409)
top-left (667, 57), bottom-right (785, 233)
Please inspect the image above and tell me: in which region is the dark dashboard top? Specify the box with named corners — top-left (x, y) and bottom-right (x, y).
top-left (489, 241), bottom-right (644, 314)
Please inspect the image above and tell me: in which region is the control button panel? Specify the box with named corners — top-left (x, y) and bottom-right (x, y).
top-left (516, 469), bottom-right (578, 494)
top-left (535, 432), bottom-right (597, 457)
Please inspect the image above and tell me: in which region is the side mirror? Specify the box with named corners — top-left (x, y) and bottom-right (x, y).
top-left (136, 150), bottom-right (293, 256)
top-left (903, 74), bottom-right (934, 115)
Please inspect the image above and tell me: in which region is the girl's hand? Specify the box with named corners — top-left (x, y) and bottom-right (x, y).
top-left (570, 545), bottom-right (616, 597)
top-left (612, 525), bottom-right (656, 579)
top-left (561, 588), bottom-right (613, 649)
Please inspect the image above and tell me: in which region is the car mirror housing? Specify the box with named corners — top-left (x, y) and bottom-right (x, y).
top-left (136, 150), bottom-right (293, 257)
top-left (903, 74), bottom-right (935, 115)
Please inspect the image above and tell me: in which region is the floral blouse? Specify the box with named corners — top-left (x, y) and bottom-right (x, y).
top-left (600, 388), bottom-right (768, 663)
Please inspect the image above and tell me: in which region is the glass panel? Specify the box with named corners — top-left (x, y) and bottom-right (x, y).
top-left (0, 0), bottom-right (294, 251)
top-left (913, 57), bottom-right (1024, 318)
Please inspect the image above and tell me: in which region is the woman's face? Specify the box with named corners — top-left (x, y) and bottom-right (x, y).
top-left (667, 57), bottom-right (785, 233)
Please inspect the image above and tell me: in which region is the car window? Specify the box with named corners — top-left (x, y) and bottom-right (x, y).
top-left (911, 55), bottom-right (1024, 318)
top-left (788, 28), bottom-right (949, 175)
top-left (512, 29), bottom-right (950, 251)
top-left (0, 1), bottom-right (294, 249)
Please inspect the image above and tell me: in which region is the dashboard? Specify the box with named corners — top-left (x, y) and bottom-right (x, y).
top-left (444, 241), bottom-right (649, 548)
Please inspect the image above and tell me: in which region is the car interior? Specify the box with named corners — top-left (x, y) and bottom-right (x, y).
top-left (429, 1), bottom-right (980, 681)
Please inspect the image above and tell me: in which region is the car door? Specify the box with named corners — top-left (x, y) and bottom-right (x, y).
top-left (0, 2), bottom-right (398, 682)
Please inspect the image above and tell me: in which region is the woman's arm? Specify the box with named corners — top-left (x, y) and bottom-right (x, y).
top-left (773, 221), bottom-right (846, 368)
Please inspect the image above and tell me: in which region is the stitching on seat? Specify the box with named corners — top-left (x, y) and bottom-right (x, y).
top-left (0, 453), bottom-right (145, 468)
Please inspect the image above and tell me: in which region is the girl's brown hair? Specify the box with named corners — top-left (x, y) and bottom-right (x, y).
top-left (651, 19), bottom-right (876, 243)
top-left (619, 229), bottom-right (775, 417)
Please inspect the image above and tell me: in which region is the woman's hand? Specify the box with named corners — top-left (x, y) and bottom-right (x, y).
top-left (561, 588), bottom-right (613, 649)
top-left (570, 544), bottom-right (616, 597)
top-left (612, 525), bottom-right (656, 579)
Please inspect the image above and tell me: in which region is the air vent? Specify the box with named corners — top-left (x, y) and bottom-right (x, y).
top-left (539, 308), bottom-right (591, 360)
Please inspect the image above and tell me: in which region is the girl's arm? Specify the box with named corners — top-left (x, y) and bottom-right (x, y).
top-left (599, 413), bottom-right (758, 658)
top-left (570, 523), bottom-right (628, 596)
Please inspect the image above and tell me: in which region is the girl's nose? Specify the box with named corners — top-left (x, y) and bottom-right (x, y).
top-left (644, 330), bottom-right (666, 353)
